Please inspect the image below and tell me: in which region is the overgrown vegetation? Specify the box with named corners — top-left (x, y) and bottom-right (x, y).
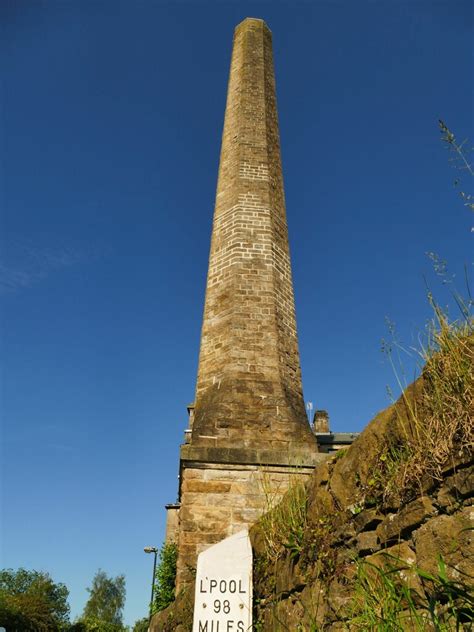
top-left (258, 470), bottom-right (308, 563)
top-left (372, 307), bottom-right (473, 508)
top-left (350, 553), bottom-right (474, 630)
top-left (302, 511), bottom-right (343, 580)
top-left (153, 542), bottom-right (178, 613)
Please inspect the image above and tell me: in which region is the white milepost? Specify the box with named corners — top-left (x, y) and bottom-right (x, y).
top-left (192, 529), bottom-right (252, 632)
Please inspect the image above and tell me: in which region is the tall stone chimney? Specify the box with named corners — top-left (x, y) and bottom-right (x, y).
top-left (192, 17), bottom-right (314, 451)
top-left (173, 18), bottom-right (324, 591)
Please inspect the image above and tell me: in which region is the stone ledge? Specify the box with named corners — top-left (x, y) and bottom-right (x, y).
top-left (180, 443), bottom-right (327, 468)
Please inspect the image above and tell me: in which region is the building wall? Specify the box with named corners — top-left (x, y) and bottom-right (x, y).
top-left (176, 461), bottom-right (318, 591)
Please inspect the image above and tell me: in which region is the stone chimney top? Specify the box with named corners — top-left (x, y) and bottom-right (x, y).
top-left (236, 18), bottom-right (271, 33)
top-left (313, 410), bottom-right (330, 434)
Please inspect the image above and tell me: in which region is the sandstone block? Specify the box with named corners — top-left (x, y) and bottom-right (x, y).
top-left (183, 480), bottom-right (232, 494)
top-left (355, 530), bottom-right (380, 555)
top-left (377, 497), bottom-right (436, 544)
top-left (364, 542), bottom-right (423, 597)
top-left (413, 508), bottom-right (474, 582)
top-left (353, 508), bottom-right (384, 533)
top-left (443, 464), bottom-right (473, 499)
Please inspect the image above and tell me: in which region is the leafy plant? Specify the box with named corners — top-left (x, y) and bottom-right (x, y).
top-left (333, 448), bottom-right (347, 461)
top-left (303, 512), bottom-right (342, 580)
top-left (153, 542), bottom-right (177, 613)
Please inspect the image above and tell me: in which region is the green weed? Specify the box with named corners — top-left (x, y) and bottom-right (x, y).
top-left (349, 553), bottom-right (474, 630)
top-left (259, 470), bottom-right (308, 564)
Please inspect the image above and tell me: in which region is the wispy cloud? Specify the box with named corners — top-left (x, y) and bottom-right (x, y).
top-left (0, 240), bottom-right (105, 295)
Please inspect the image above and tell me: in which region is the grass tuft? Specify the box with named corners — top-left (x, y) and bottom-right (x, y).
top-left (377, 298), bottom-right (473, 507)
top-left (258, 469), bottom-right (308, 564)
top-left (350, 553), bottom-right (474, 630)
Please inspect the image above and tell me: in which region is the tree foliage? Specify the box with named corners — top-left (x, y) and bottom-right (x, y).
top-left (0, 567), bottom-right (70, 631)
top-left (72, 617), bottom-right (125, 632)
top-left (131, 617), bottom-right (149, 632)
top-left (80, 570), bottom-right (126, 631)
top-left (153, 542), bottom-right (177, 613)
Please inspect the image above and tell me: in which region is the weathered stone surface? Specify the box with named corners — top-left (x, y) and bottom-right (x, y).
top-left (165, 504), bottom-right (180, 543)
top-left (353, 507), bottom-right (384, 533)
top-left (332, 518), bottom-right (356, 546)
top-left (307, 482), bottom-right (337, 524)
top-left (442, 449), bottom-right (472, 475)
top-left (257, 582), bottom-right (331, 632)
top-left (296, 581), bottom-right (329, 628)
top-left (443, 463), bottom-right (474, 498)
top-left (176, 463), bottom-right (315, 589)
top-left (413, 507), bottom-right (474, 582)
top-left (183, 480), bottom-right (232, 494)
top-left (377, 497), bottom-right (436, 544)
top-left (274, 556), bottom-right (306, 596)
top-left (190, 17), bottom-right (317, 454)
top-left (326, 577), bottom-right (354, 620)
top-left (311, 459), bottom-right (330, 487)
top-left (355, 530), bottom-right (380, 554)
top-left (150, 583), bottom-right (194, 632)
top-left (180, 444), bottom-right (324, 467)
top-left (365, 542), bottom-right (423, 596)
top-left (434, 465), bottom-right (473, 512)
top-left (436, 485), bottom-right (459, 511)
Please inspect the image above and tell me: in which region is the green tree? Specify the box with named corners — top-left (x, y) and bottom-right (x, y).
top-left (153, 542), bottom-right (177, 613)
top-left (72, 618), bottom-right (125, 632)
top-left (80, 570), bottom-right (126, 631)
top-left (131, 617), bottom-right (148, 632)
top-left (0, 567), bottom-right (70, 631)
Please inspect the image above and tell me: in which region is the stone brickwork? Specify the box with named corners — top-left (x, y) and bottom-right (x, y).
top-left (171, 18), bottom-right (322, 594)
top-left (164, 503), bottom-right (180, 543)
top-left (177, 462), bottom-right (316, 590)
top-left (192, 17), bottom-right (315, 451)
top-left (176, 444), bottom-right (325, 590)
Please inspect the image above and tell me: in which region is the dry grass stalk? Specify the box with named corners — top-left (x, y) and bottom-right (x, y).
top-left (383, 306), bottom-right (473, 504)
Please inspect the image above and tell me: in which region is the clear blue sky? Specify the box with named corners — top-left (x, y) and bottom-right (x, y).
top-left (1, 0), bottom-right (472, 626)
